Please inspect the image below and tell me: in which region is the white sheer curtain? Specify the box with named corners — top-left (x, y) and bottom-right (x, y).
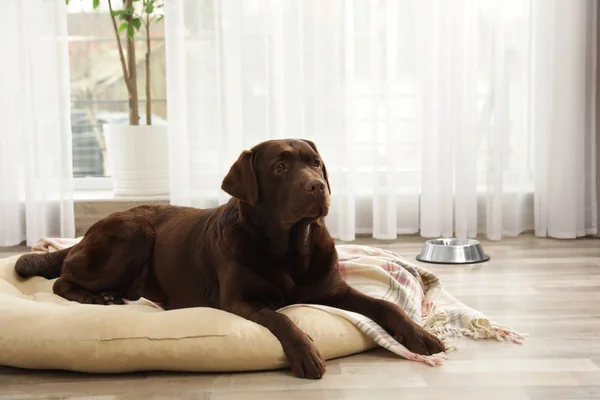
top-left (532, 0), bottom-right (597, 238)
top-left (164, 0), bottom-right (597, 241)
top-left (0, 0), bottom-right (75, 246)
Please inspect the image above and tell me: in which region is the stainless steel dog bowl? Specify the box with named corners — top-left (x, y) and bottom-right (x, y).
top-left (416, 238), bottom-right (490, 264)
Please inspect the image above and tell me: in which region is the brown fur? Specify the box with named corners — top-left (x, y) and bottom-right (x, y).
top-left (15, 139), bottom-right (444, 379)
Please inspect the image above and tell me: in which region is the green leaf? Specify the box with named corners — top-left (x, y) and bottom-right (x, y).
top-left (127, 23), bottom-right (135, 41)
top-left (155, 14), bottom-right (164, 23)
top-left (111, 10), bottom-right (121, 17)
top-left (65, 0), bottom-right (70, 4)
top-left (145, 2), bottom-right (154, 14)
top-left (118, 8), bottom-right (135, 20)
top-left (131, 18), bottom-right (141, 31)
top-left (93, 0), bottom-right (100, 9)
top-left (118, 22), bottom-right (129, 34)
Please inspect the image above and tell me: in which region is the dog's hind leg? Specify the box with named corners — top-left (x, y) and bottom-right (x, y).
top-left (53, 216), bottom-right (155, 305)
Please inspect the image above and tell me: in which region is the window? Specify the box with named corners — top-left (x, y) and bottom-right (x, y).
top-left (67, 0), bottom-right (167, 189)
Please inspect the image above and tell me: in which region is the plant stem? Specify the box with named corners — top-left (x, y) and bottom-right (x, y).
top-left (107, 0), bottom-right (132, 98)
top-left (125, 0), bottom-right (140, 125)
top-left (145, 2), bottom-right (152, 125)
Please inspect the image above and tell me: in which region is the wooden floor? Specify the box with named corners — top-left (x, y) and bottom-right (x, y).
top-left (1, 234), bottom-right (600, 400)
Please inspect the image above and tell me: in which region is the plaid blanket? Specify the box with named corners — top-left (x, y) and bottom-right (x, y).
top-left (31, 238), bottom-right (526, 367)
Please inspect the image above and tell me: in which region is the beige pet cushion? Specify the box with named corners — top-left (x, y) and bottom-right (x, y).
top-left (0, 254), bottom-right (377, 373)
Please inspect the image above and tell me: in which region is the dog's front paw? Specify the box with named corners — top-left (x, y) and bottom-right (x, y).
top-left (393, 322), bottom-right (446, 356)
top-left (285, 340), bottom-right (326, 379)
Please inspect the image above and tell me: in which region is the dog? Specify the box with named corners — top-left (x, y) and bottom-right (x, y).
top-left (15, 138), bottom-right (445, 379)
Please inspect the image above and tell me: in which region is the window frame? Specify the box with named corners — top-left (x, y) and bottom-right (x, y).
top-left (73, 176), bottom-right (113, 191)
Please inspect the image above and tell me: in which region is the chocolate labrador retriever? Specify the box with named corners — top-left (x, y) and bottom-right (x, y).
top-left (15, 138), bottom-right (445, 378)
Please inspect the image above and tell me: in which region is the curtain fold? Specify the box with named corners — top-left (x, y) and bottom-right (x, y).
top-left (0, 0), bottom-right (75, 246)
top-left (164, 0), bottom-right (597, 241)
top-left (532, 0), bottom-right (597, 238)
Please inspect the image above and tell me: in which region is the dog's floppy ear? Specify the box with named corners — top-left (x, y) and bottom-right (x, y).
top-left (302, 139), bottom-right (331, 194)
top-left (221, 150), bottom-right (259, 206)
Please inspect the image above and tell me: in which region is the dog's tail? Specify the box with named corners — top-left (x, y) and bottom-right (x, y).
top-left (15, 248), bottom-right (70, 279)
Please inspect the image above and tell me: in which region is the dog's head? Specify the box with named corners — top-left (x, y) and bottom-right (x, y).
top-left (221, 139), bottom-right (331, 225)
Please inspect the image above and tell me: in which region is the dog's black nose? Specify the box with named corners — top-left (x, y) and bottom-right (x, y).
top-left (305, 179), bottom-right (326, 193)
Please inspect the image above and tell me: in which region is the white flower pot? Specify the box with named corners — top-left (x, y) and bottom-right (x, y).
top-left (104, 124), bottom-right (169, 196)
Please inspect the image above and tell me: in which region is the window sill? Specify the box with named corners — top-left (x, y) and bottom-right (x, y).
top-left (74, 189), bottom-right (170, 203)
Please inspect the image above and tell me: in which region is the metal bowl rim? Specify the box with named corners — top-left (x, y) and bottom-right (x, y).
top-left (415, 254), bottom-right (491, 265)
top-left (424, 238), bottom-right (482, 247)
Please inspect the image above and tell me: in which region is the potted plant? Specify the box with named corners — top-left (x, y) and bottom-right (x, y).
top-left (67, 0), bottom-right (168, 196)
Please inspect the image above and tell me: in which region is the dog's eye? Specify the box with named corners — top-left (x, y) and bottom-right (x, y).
top-left (313, 159), bottom-right (322, 168)
top-left (275, 163), bottom-right (286, 172)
